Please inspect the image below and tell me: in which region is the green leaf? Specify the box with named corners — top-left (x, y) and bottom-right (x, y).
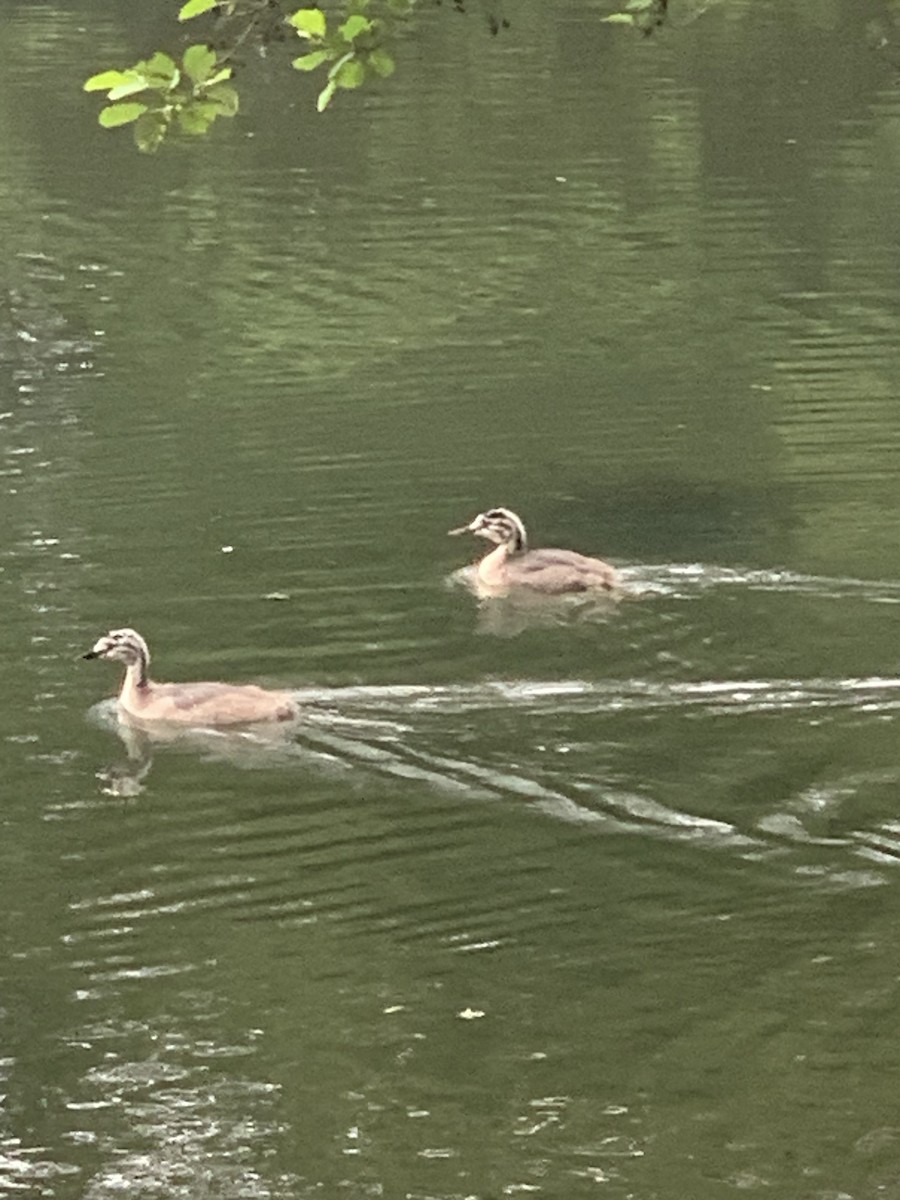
top-left (203, 83), bottom-right (239, 116)
top-left (107, 74), bottom-right (151, 100)
top-left (142, 52), bottom-right (180, 88)
top-left (292, 50), bottom-right (331, 71)
top-left (84, 69), bottom-right (131, 93)
top-left (179, 0), bottom-right (219, 19)
top-left (602, 12), bottom-right (635, 22)
top-left (334, 57), bottom-right (366, 88)
top-left (191, 99), bottom-right (225, 122)
top-left (289, 8), bottom-right (327, 38)
top-left (367, 48), bottom-right (395, 77)
top-left (205, 67), bottom-right (233, 86)
top-left (98, 102), bottom-right (149, 128)
top-left (339, 14), bottom-right (372, 42)
top-left (183, 43), bottom-right (217, 84)
top-left (327, 51), bottom-right (353, 79)
top-left (316, 79), bottom-right (336, 111)
top-left (177, 103), bottom-right (214, 134)
top-left (134, 111), bottom-right (168, 152)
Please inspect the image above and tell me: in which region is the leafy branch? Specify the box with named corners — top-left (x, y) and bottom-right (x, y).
top-left (84, 43), bottom-right (238, 152)
top-left (84, 0), bottom-right (416, 151)
top-left (289, 6), bottom-right (399, 112)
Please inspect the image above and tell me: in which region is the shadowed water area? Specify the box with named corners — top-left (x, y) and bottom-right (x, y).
top-left (3, 0), bottom-right (900, 1196)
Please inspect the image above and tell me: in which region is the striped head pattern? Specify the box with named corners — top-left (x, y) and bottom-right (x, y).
top-left (449, 507), bottom-right (528, 552)
top-left (83, 628), bottom-right (150, 670)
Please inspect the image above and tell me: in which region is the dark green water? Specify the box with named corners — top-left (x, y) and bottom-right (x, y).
top-left (3, 1), bottom-right (900, 1196)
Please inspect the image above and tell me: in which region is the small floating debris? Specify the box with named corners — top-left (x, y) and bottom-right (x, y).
top-left (457, 1007), bottom-right (485, 1020)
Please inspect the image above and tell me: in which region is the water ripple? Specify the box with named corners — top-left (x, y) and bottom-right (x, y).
top-left (296, 674), bottom-right (900, 717)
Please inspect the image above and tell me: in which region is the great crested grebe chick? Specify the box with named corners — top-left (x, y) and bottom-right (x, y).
top-left (83, 628), bottom-right (298, 725)
top-left (449, 507), bottom-right (619, 597)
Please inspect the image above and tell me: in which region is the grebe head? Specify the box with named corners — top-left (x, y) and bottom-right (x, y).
top-left (83, 628), bottom-right (150, 670)
top-left (448, 507), bottom-right (527, 552)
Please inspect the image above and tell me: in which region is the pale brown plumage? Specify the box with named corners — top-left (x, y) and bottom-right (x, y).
top-left (83, 628), bottom-right (298, 725)
top-left (449, 507), bottom-right (618, 597)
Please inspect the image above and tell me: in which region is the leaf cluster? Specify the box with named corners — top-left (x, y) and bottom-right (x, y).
top-left (84, 40), bottom-right (237, 152)
top-left (83, 0), bottom-right (493, 151)
top-left (289, 3), bottom-right (402, 112)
